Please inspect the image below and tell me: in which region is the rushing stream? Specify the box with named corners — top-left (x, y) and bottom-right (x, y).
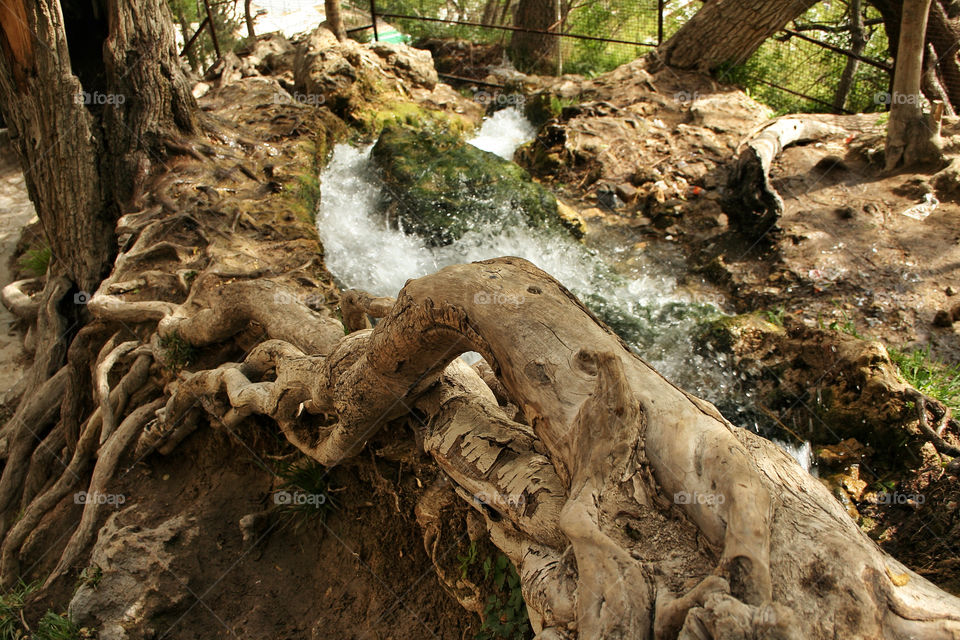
top-left (317, 108), bottom-right (814, 472)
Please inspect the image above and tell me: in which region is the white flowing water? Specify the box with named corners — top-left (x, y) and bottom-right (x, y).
top-left (316, 107), bottom-right (814, 470)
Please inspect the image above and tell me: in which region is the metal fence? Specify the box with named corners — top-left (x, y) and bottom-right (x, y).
top-left (181, 0), bottom-right (895, 115)
top-left (360, 0), bottom-right (892, 114)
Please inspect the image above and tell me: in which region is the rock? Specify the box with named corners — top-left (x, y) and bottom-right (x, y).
top-left (369, 41), bottom-right (438, 89)
top-left (556, 201), bottom-right (587, 238)
top-left (816, 438), bottom-right (871, 468)
top-left (615, 182), bottom-right (638, 203)
top-left (688, 92), bottom-right (772, 134)
top-left (947, 285), bottom-right (957, 296)
top-left (245, 32), bottom-right (296, 75)
top-left (952, 303), bottom-right (960, 321)
top-left (371, 123), bottom-right (575, 244)
top-left (933, 309), bottom-right (954, 327)
top-left (596, 184), bottom-right (622, 209)
top-left (69, 509), bottom-right (199, 640)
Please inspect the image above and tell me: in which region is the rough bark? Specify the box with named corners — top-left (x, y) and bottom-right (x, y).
top-left (886, 0), bottom-right (943, 170)
top-left (509, 0), bottom-right (559, 74)
top-left (325, 0), bottom-right (346, 41)
top-left (658, 0), bottom-right (819, 71)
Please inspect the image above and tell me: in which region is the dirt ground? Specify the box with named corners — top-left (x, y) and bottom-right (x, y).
top-left (0, 139), bottom-right (36, 399)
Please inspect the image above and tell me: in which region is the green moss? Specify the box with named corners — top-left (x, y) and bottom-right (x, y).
top-left (370, 123), bottom-right (567, 245)
top-left (355, 100), bottom-right (474, 139)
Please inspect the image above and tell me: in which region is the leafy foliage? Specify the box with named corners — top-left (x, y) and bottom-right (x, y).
top-left (0, 581), bottom-right (91, 640)
top-left (157, 331), bottom-right (197, 373)
top-left (477, 554), bottom-right (530, 640)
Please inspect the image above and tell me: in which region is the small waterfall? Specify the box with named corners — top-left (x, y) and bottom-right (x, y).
top-left (315, 108), bottom-right (773, 449)
top-left (467, 108), bottom-right (538, 160)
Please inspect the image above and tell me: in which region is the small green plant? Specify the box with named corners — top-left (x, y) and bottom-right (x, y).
top-left (763, 306), bottom-right (786, 326)
top-left (158, 331), bottom-right (197, 373)
top-left (19, 245), bottom-right (52, 277)
top-left (34, 611), bottom-right (81, 640)
top-left (890, 346), bottom-right (960, 412)
top-left (476, 554), bottom-right (531, 640)
top-left (76, 565), bottom-right (102, 591)
top-left (274, 458), bottom-right (338, 521)
top-left (457, 540), bottom-right (479, 580)
top-left (0, 580), bottom-right (37, 640)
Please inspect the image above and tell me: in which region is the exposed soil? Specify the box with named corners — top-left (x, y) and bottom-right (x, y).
top-left (0, 139), bottom-right (37, 400)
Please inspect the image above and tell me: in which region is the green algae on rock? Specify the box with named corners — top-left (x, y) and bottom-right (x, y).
top-left (370, 123), bottom-right (582, 245)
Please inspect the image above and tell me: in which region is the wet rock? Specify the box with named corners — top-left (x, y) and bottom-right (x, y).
top-left (69, 509), bottom-right (199, 640)
top-left (934, 309), bottom-right (954, 327)
top-left (816, 438), bottom-right (871, 468)
top-left (371, 123), bottom-right (576, 244)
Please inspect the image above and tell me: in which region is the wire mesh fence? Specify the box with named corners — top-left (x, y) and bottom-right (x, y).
top-left (362, 0), bottom-right (893, 114)
top-left (179, 0), bottom-right (896, 116)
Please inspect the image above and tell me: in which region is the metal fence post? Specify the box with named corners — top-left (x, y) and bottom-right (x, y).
top-left (658, 0), bottom-right (664, 46)
top-left (370, 0), bottom-right (380, 42)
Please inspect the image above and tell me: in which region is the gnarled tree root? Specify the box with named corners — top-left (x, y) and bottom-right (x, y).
top-left (160, 256), bottom-right (960, 639)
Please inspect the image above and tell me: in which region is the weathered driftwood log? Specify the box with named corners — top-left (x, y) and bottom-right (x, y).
top-left (157, 256), bottom-right (960, 639)
top-left (723, 117), bottom-right (845, 238)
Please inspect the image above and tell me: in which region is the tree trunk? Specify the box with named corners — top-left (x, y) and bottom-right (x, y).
top-left (0, 0), bottom-right (197, 293)
top-left (925, 0), bottom-right (960, 112)
top-left (658, 0), bottom-right (819, 71)
top-left (149, 256), bottom-right (960, 639)
top-left (244, 0), bottom-right (256, 40)
top-left (325, 0), bottom-right (346, 42)
top-left (508, 0), bottom-right (559, 74)
top-left (833, 0), bottom-right (865, 113)
top-left (0, 0), bottom-right (198, 548)
top-left (885, 0), bottom-right (942, 170)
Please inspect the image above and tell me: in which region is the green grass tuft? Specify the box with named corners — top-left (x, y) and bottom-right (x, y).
top-left (19, 245), bottom-right (52, 277)
top-left (890, 346), bottom-right (960, 413)
top-left (158, 331), bottom-right (197, 373)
